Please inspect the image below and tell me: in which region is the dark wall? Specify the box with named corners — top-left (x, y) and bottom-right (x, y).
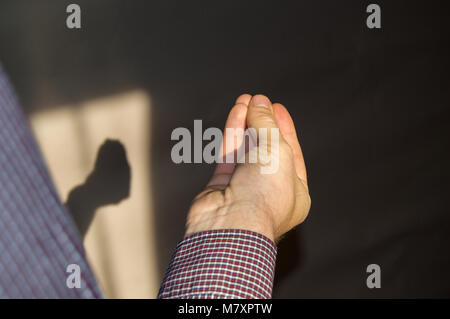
top-left (0, 0), bottom-right (449, 298)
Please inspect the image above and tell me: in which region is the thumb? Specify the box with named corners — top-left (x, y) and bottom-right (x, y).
top-left (246, 95), bottom-right (282, 173)
top-left (246, 94), bottom-right (278, 131)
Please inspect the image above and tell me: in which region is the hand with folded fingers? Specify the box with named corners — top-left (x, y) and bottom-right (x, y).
top-left (186, 94), bottom-right (311, 242)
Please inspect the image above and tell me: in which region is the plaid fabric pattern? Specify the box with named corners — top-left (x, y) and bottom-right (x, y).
top-left (0, 65), bottom-right (102, 298)
top-left (158, 229), bottom-right (277, 299)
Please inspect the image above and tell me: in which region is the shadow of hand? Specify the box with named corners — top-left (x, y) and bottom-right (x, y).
top-left (65, 139), bottom-right (131, 237)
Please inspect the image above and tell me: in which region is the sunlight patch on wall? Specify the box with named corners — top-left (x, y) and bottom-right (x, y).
top-left (29, 90), bottom-right (158, 298)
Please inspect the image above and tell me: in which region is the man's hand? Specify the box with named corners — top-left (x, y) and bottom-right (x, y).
top-left (185, 94), bottom-right (311, 242)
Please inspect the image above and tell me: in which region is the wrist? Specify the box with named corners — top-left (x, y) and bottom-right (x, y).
top-left (185, 200), bottom-right (276, 242)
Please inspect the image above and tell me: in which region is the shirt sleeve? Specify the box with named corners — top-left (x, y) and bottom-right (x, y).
top-left (158, 229), bottom-right (277, 299)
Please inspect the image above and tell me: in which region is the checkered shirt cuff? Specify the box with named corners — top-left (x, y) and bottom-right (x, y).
top-left (158, 229), bottom-right (277, 299)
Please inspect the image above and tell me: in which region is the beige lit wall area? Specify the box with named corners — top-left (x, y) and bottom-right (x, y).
top-left (29, 90), bottom-right (159, 298)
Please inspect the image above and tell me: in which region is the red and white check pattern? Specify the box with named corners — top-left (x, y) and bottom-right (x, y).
top-left (158, 229), bottom-right (277, 299)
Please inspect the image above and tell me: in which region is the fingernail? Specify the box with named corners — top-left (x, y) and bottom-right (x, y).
top-left (251, 95), bottom-right (270, 108)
